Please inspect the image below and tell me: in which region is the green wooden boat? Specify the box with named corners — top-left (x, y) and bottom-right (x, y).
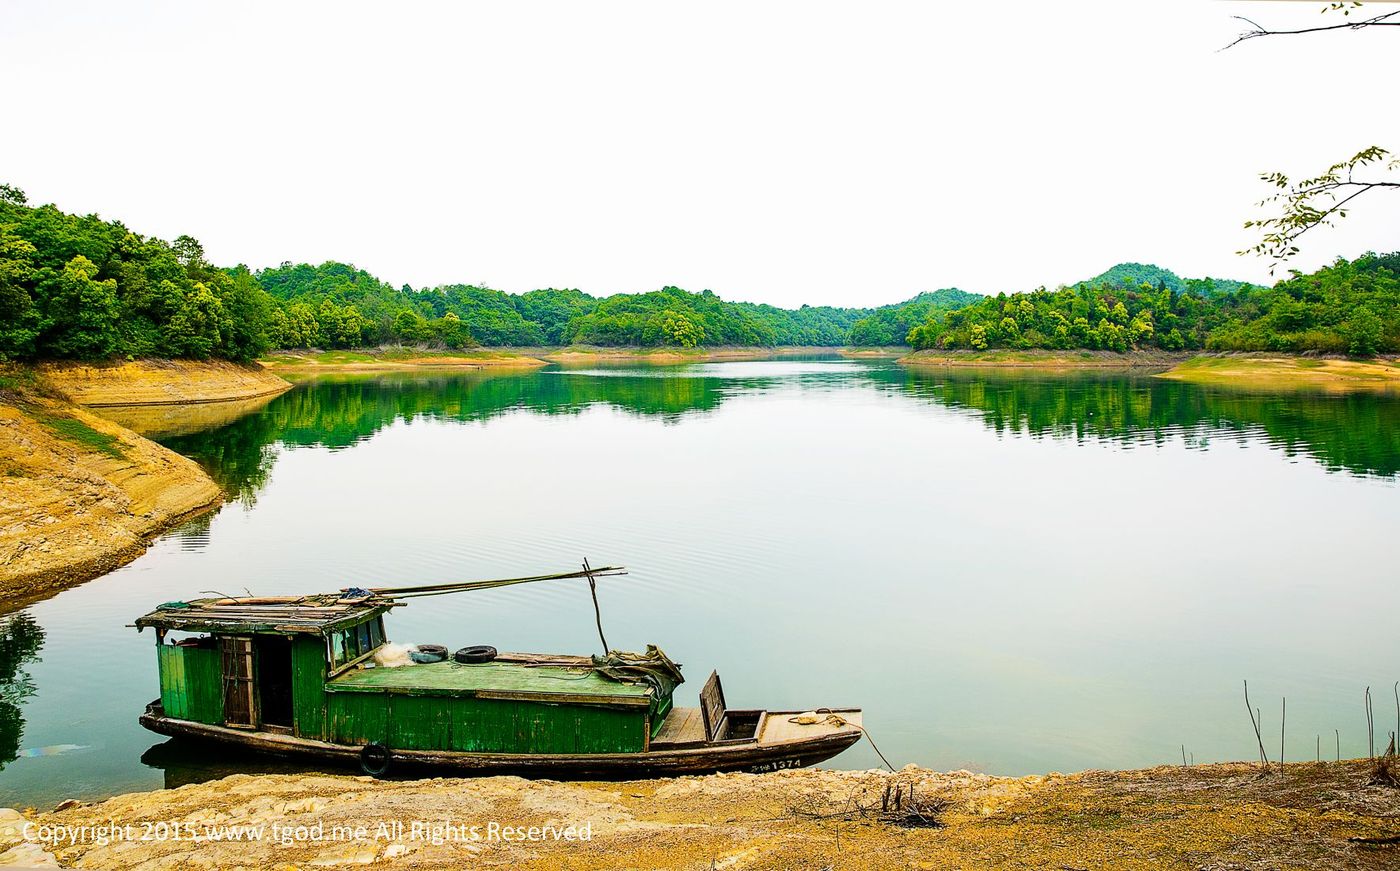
top-left (134, 571), bottom-right (862, 777)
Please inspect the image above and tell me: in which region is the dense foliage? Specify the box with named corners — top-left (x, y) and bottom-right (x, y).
top-left (252, 263), bottom-right (977, 350)
top-left (7, 186), bottom-right (1398, 362)
top-left (0, 187), bottom-right (273, 362)
top-left (908, 255), bottom-right (1400, 355)
top-left (847, 289), bottom-right (981, 346)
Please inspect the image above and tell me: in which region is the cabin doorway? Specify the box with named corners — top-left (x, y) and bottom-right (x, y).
top-left (253, 635), bottom-right (294, 730)
top-left (220, 637), bottom-right (257, 728)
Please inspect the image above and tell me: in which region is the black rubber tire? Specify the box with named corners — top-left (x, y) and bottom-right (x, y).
top-left (454, 645), bottom-right (498, 664)
top-left (360, 742), bottom-right (392, 777)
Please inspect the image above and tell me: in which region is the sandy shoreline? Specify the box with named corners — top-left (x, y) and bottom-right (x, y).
top-left (2, 761), bottom-right (1395, 869)
top-left (899, 349), bottom-right (1400, 389)
top-left (1157, 354), bottom-right (1400, 391)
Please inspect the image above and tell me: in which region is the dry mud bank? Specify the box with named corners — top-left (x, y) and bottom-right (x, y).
top-left (38, 359), bottom-right (291, 406)
top-left (1157, 354), bottom-right (1400, 391)
top-left (0, 389), bottom-right (220, 607)
top-left (0, 359), bottom-right (292, 606)
top-left (2, 762), bottom-right (1396, 869)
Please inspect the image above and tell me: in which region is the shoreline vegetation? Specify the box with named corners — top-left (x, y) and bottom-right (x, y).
top-left (3, 761), bottom-right (1396, 869)
top-left (5, 185), bottom-right (1400, 379)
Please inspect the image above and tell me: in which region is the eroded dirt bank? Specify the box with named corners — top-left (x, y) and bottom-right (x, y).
top-left (38, 359), bottom-right (291, 406)
top-left (1157, 354), bottom-right (1400, 391)
top-left (2, 762), bottom-right (1396, 869)
top-left (0, 385), bottom-right (222, 607)
top-left (0, 360), bottom-right (285, 607)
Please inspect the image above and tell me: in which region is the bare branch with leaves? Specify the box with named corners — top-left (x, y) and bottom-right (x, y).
top-left (1240, 147), bottom-right (1400, 273)
top-left (1224, 3), bottom-right (1400, 51)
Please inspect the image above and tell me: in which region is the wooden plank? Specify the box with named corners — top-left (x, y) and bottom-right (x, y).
top-left (651, 706), bottom-right (708, 747)
top-left (186, 645), bottom-right (225, 724)
top-left (699, 671), bottom-right (726, 742)
top-left (291, 636), bottom-right (327, 739)
top-left (220, 637), bottom-right (257, 727)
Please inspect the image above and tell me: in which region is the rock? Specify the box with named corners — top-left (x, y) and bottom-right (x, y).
top-left (0, 842), bottom-right (60, 867)
top-left (307, 842), bottom-right (380, 866)
top-left (52, 799), bottom-right (82, 812)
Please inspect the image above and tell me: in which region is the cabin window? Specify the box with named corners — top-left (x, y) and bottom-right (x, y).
top-left (328, 616), bottom-right (386, 669)
top-left (330, 631), bottom-right (348, 667)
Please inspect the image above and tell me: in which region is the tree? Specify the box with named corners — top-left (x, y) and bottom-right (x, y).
top-left (0, 229), bottom-right (39, 359)
top-left (171, 235), bottom-right (206, 268)
top-left (430, 311), bottom-right (473, 349)
top-left (162, 282), bottom-right (227, 358)
top-left (37, 256), bottom-right (120, 358)
top-left (1342, 306), bottom-right (1383, 356)
top-left (392, 309), bottom-right (428, 343)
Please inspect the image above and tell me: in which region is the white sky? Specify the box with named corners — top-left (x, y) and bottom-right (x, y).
top-left (2, 1), bottom-right (1396, 306)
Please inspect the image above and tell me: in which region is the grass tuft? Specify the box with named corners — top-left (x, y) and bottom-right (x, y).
top-left (36, 414), bottom-right (126, 459)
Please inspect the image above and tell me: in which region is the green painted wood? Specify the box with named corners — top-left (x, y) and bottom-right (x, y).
top-left (290, 636), bottom-right (328, 739)
top-left (323, 690), bottom-right (646, 753)
top-left (158, 644), bottom-right (223, 724)
top-left (158, 645), bottom-right (188, 719)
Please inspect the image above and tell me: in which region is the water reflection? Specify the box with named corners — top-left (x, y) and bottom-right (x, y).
top-left (0, 613), bottom-right (44, 772)
top-left (873, 367), bottom-right (1400, 478)
top-left (157, 363), bottom-right (1400, 507)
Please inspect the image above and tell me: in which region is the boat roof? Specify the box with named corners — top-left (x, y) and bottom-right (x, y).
top-left (134, 594), bottom-right (394, 635)
top-left (326, 658), bottom-right (655, 707)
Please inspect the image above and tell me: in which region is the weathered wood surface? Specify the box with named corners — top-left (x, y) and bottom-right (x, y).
top-left (327, 659), bottom-right (655, 705)
top-left (700, 671), bottom-right (726, 741)
top-left (135, 597), bottom-right (393, 635)
top-left (650, 706), bottom-right (707, 748)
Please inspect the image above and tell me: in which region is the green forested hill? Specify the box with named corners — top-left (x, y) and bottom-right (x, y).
top-left (909, 255), bottom-right (1400, 355)
top-left (252, 262), bottom-right (980, 349)
top-left (0, 186), bottom-right (272, 362)
top-left (1078, 262), bottom-right (1257, 297)
top-left (848, 289), bottom-right (981, 346)
top-left (5, 187), bottom-right (1397, 361)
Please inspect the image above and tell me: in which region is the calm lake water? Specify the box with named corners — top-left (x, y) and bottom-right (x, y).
top-left (3, 357), bottom-right (1399, 807)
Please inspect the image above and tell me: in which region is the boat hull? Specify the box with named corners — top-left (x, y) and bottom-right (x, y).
top-left (138, 702), bottom-right (863, 778)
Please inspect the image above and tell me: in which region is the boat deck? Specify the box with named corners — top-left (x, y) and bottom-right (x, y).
top-left (650, 706), bottom-right (864, 749)
top-left (327, 659), bottom-right (655, 706)
top-left (651, 706), bottom-right (707, 747)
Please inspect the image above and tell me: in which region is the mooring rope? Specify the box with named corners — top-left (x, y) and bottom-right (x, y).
top-left (788, 708), bottom-right (896, 772)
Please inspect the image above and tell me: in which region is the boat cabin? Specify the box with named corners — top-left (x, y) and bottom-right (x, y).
top-left (135, 595), bottom-right (678, 755)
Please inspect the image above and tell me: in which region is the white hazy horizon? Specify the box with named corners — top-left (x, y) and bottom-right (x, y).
top-left (2, 0), bottom-right (1396, 307)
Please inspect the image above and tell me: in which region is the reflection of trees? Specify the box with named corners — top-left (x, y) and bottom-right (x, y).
top-left (159, 365), bottom-right (1400, 506)
top-left (159, 371), bottom-right (746, 502)
top-left (870, 367), bottom-right (1400, 477)
top-left (0, 612), bottom-right (44, 772)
